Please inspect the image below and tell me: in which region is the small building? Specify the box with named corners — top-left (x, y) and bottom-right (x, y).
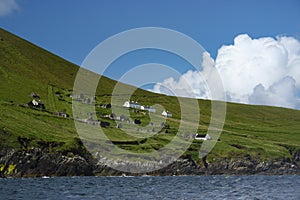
top-left (130, 101), bottom-right (141, 109)
top-left (100, 103), bottom-right (111, 109)
top-left (72, 93), bottom-right (84, 100)
top-left (110, 113), bottom-right (117, 120)
top-left (83, 98), bottom-right (92, 104)
top-left (123, 100), bottom-right (141, 109)
top-left (123, 100), bottom-right (130, 108)
top-left (141, 105), bottom-right (156, 113)
top-left (162, 110), bottom-right (172, 117)
top-left (194, 134), bottom-right (212, 141)
top-left (76, 117), bottom-right (110, 127)
top-left (86, 118), bottom-right (101, 126)
top-left (134, 119), bottom-right (141, 125)
top-left (56, 111), bottom-right (69, 118)
top-left (28, 99), bottom-right (45, 109)
top-left (161, 122), bottom-right (170, 129)
top-left (100, 121), bottom-right (110, 128)
top-left (102, 114), bottom-right (110, 118)
top-left (120, 115), bottom-right (127, 121)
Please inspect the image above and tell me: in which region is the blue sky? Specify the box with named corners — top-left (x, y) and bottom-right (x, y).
top-left (1, 0), bottom-right (299, 65)
top-left (1, 0), bottom-right (300, 109)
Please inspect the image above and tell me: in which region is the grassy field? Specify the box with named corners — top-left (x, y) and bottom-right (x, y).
top-left (0, 28), bottom-right (300, 164)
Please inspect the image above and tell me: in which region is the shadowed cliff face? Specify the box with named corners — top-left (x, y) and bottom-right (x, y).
top-left (0, 147), bottom-right (299, 178)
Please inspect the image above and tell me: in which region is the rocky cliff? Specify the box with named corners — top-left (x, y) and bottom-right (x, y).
top-left (1, 148), bottom-right (299, 177)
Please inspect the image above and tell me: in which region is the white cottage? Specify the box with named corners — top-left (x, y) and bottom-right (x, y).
top-left (162, 110), bottom-right (172, 117)
top-left (194, 134), bottom-right (212, 140)
top-left (141, 105), bottom-right (156, 113)
top-left (123, 100), bottom-right (130, 108)
top-left (123, 100), bottom-right (141, 109)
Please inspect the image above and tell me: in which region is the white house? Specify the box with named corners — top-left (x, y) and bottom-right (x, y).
top-left (194, 134), bottom-right (212, 140)
top-left (162, 110), bottom-right (172, 117)
top-left (123, 100), bottom-right (130, 108)
top-left (32, 99), bottom-right (39, 106)
top-left (28, 99), bottom-right (45, 109)
top-left (123, 100), bottom-right (141, 109)
top-left (131, 102), bottom-right (141, 109)
top-left (141, 105), bottom-right (156, 113)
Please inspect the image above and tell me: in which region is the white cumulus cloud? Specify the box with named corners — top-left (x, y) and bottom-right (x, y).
top-left (249, 76), bottom-right (300, 109)
top-left (152, 52), bottom-right (214, 99)
top-left (0, 0), bottom-right (19, 17)
top-left (152, 34), bottom-right (300, 110)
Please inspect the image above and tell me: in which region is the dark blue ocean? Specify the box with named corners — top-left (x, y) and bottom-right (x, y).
top-left (0, 175), bottom-right (299, 199)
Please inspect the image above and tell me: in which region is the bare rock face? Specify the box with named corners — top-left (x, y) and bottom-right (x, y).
top-left (205, 156), bottom-right (300, 175)
top-left (0, 148), bottom-right (299, 177)
top-left (0, 148), bottom-right (93, 177)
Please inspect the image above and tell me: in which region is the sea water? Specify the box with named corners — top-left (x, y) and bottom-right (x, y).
top-left (0, 175), bottom-right (299, 199)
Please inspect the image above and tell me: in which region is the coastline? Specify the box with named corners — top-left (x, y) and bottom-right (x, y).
top-left (1, 148), bottom-right (299, 178)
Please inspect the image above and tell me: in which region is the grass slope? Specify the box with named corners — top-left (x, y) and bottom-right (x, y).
top-left (0, 28), bottom-right (300, 164)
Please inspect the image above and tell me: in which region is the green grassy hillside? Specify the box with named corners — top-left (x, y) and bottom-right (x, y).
top-left (0, 28), bottom-right (300, 164)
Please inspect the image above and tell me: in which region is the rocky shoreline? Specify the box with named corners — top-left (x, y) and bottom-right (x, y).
top-left (0, 148), bottom-right (299, 178)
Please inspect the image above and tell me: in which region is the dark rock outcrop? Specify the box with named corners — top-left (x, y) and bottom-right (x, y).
top-left (0, 148), bottom-right (93, 177)
top-left (205, 157), bottom-right (299, 175)
top-left (0, 148), bottom-right (299, 177)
